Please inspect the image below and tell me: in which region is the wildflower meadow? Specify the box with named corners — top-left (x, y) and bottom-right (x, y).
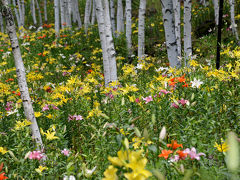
top-left (0, 0), bottom-right (240, 179)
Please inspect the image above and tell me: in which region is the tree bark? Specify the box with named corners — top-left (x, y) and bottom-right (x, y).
top-left (184, 0), bottom-right (192, 65)
top-left (110, 0), bottom-right (116, 36)
top-left (126, 0), bottom-right (132, 57)
top-left (35, 0), bottom-right (42, 27)
top-left (91, 0), bottom-right (96, 25)
top-left (95, 0), bottom-right (111, 86)
top-left (0, 11), bottom-right (4, 32)
top-left (173, 0), bottom-right (181, 58)
top-left (12, 0), bottom-right (20, 28)
top-left (54, 0), bottom-right (60, 36)
top-left (103, 0), bottom-right (118, 83)
top-left (31, 0), bottom-right (37, 25)
top-left (75, 0), bottom-right (82, 29)
top-left (44, 0), bottom-right (47, 23)
top-left (161, 0), bottom-right (180, 67)
top-left (138, 0), bottom-right (146, 59)
top-left (212, 0), bottom-right (219, 25)
top-left (229, 0), bottom-right (240, 45)
top-left (116, 0), bottom-right (124, 36)
top-left (0, 0), bottom-right (44, 150)
top-left (84, 0), bottom-right (92, 34)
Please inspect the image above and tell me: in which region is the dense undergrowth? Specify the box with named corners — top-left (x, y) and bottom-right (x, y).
top-left (0, 1), bottom-right (240, 179)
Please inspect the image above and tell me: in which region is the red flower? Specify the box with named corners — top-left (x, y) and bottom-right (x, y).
top-left (177, 150), bottom-right (188, 160)
top-left (0, 173), bottom-right (8, 180)
top-left (167, 140), bottom-right (183, 150)
top-left (158, 150), bottom-right (173, 159)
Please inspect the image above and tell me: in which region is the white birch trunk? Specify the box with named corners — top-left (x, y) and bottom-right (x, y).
top-left (212, 0), bottom-right (219, 25)
top-left (138, 0), bottom-right (146, 59)
top-left (84, 0), bottom-right (92, 34)
top-left (1, 0), bottom-right (44, 150)
top-left (72, 0), bottom-right (77, 23)
top-left (60, 0), bottom-right (66, 29)
top-left (17, 0), bottom-right (23, 27)
top-left (31, 0), bottom-right (37, 25)
top-left (65, 0), bottom-right (72, 28)
top-left (229, 0), bottom-right (240, 45)
top-left (75, 0), bottom-right (82, 29)
top-left (95, 0), bottom-right (111, 86)
top-left (44, 0), bottom-right (47, 23)
top-left (173, 0), bottom-right (181, 58)
top-left (12, 0), bottom-right (20, 28)
top-left (21, 0), bottom-right (25, 26)
top-left (116, 0), bottom-right (124, 36)
top-left (35, 0), bottom-right (42, 27)
top-left (126, 0), bottom-right (132, 56)
top-left (184, 0), bottom-right (192, 65)
top-left (0, 11), bottom-right (4, 32)
top-left (54, 0), bottom-right (60, 36)
top-left (103, 0), bottom-right (118, 83)
top-left (161, 0), bottom-right (180, 67)
top-left (91, 0), bottom-right (96, 25)
top-left (110, 0), bottom-right (116, 36)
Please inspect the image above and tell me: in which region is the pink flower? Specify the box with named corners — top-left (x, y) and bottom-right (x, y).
top-left (171, 103), bottom-right (179, 108)
top-left (135, 98), bottom-right (140, 103)
top-left (74, 115), bottom-right (83, 120)
top-left (183, 147), bottom-right (205, 160)
top-left (5, 101), bottom-right (13, 111)
top-left (42, 104), bottom-right (49, 111)
top-left (142, 96), bottom-right (153, 104)
top-left (28, 151), bottom-right (45, 160)
top-left (61, 149), bottom-right (70, 156)
top-left (159, 89), bottom-right (171, 95)
top-left (178, 99), bottom-right (189, 106)
top-left (51, 104), bottom-right (59, 110)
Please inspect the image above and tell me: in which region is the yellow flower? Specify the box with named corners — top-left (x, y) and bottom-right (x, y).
top-left (41, 128), bottom-right (59, 141)
top-left (108, 150), bottom-right (129, 167)
top-left (34, 112), bottom-right (42, 118)
top-left (103, 165), bottom-right (118, 180)
top-left (189, 60), bottom-right (199, 67)
top-left (35, 166), bottom-right (48, 175)
top-left (0, 147), bottom-right (8, 154)
top-left (214, 139), bottom-right (229, 152)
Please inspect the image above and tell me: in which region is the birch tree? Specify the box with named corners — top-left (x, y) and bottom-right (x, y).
top-left (30, 0), bottom-right (37, 25)
top-left (138, 0), bottom-right (146, 59)
top-left (65, 0), bottom-right (71, 28)
top-left (229, 0), bottom-right (240, 45)
top-left (126, 0), bottom-right (132, 57)
top-left (44, 0), bottom-right (47, 23)
top-left (161, 0), bottom-right (180, 67)
top-left (12, 0), bottom-right (20, 28)
top-left (91, 0), bottom-right (96, 25)
top-left (173, 0), bottom-right (181, 58)
top-left (184, 0), bottom-right (192, 64)
top-left (0, 11), bottom-right (4, 32)
top-left (84, 0), bottom-right (92, 34)
top-left (0, 0), bottom-right (44, 150)
top-left (110, 0), bottom-right (116, 36)
top-left (103, 0), bottom-right (118, 83)
top-left (60, 0), bottom-right (66, 29)
top-left (95, 0), bottom-right (111, 86)
top-left (74, 0), bottom-right (82, 29)
top-left (35, 0), bottom-right (42, 27)
top-left (212, 0), bottom-right (219, 25)
top-left (54, 0), bottom-right (60, 36)
top-left (117, 0), bottom-right (124, 36)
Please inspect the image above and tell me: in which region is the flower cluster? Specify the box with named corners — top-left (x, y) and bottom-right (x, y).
top-left (28, 151), bottom-right (46, 161)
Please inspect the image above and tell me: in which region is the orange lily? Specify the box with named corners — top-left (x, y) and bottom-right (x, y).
top-left (167, 140), bottom-right (183, 150)
top-left (158, 150), bottom-right (173, 159)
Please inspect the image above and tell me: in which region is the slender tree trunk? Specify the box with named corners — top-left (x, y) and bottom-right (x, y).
top-left (44, 0), bottom-right (47, 23)
top-left (84, 0), bottom-right (92, 34)
top-left (17, 0), bottom-right (23, 27)
top-left (116, 0), bottom-right (124, 36)
top-left (1, 0), bottom-right (44, 150)
top-left (161, 0), bottom-right (180, 67)
top-left (95, 0), bottom-right (111, 86)
top-left (229, 0), bottom-right (240, 45)
top-left (184, 0), bottom-right (192, 65)
top-left (173, 0), bottom-right (181, 58)
top-left (213, 0), bottom-right (219, 25)
top-left (31, 0), bottom-right (37, 25)
top-left (138, 0), bottom-right (146, 59)
top-left (65, 0), bottom-right (71, 28)
top-left (12, 0), bottom-right (20, 28)
top-left (91, 0), bottom-right (96, 25)
top-left (126, 0), bottom-right (132, 57)
top-left (35, 0), bottom-right (42, 27)
top-left (0, 11), bottom-right (4, 32)
top-left (54, 0), bottom-right (60, 36)
top-left (110, 0), bottom-right (116, 36)
top-left (21, 0), bottom-right (25, 26)
top-left (75, 0), bottom-right (82, 29)
top-left (60, 0), bottom-right (66, 29)
top-left (103, 0), bottom-right (118, 83)
top-left (216, 0), bottom-right (223, 69)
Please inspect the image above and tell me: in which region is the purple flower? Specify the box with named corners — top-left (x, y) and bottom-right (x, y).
top-left (178, 99), bottom-right (189, 106)
top-left (42, 104), bottom-right (49, 111)
top-left (5, 101), bottom-right (13, 111)
top-left (51, 104), bottom-right (59, 110)
top-left (28, 151), bottom-right (45, 160)
top-left (61, 149), bottom-right (70, 156)
top-left (183, 147), bottom-right (205, 160)
top-left (159, 89), bottom-right (171, 95)
top-left (68, 114), bottom-right (83, 121)
top-left (142, 96), bottom-right (153, 104)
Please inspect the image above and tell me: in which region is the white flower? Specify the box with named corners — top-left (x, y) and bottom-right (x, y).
top-left (63, 175), bottom-right (76, 180)
top-left (135, 63), bottom-right (143, 69)
top-left (84, 166), bottom-right (97, 178)
top-left (191, 78), bottom-right (203, 88)
top-left (155, 67), bottom-right (168, 72)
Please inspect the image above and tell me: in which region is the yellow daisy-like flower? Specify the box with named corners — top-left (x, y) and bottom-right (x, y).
top-left (103, 165), bottom-right (118, 180)
top-left (35, 165), bottom-right (48, 175)
top-left (34, 112), bottom-right (42, 118)
top-left (214, 139), bottom-right (229, 152)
